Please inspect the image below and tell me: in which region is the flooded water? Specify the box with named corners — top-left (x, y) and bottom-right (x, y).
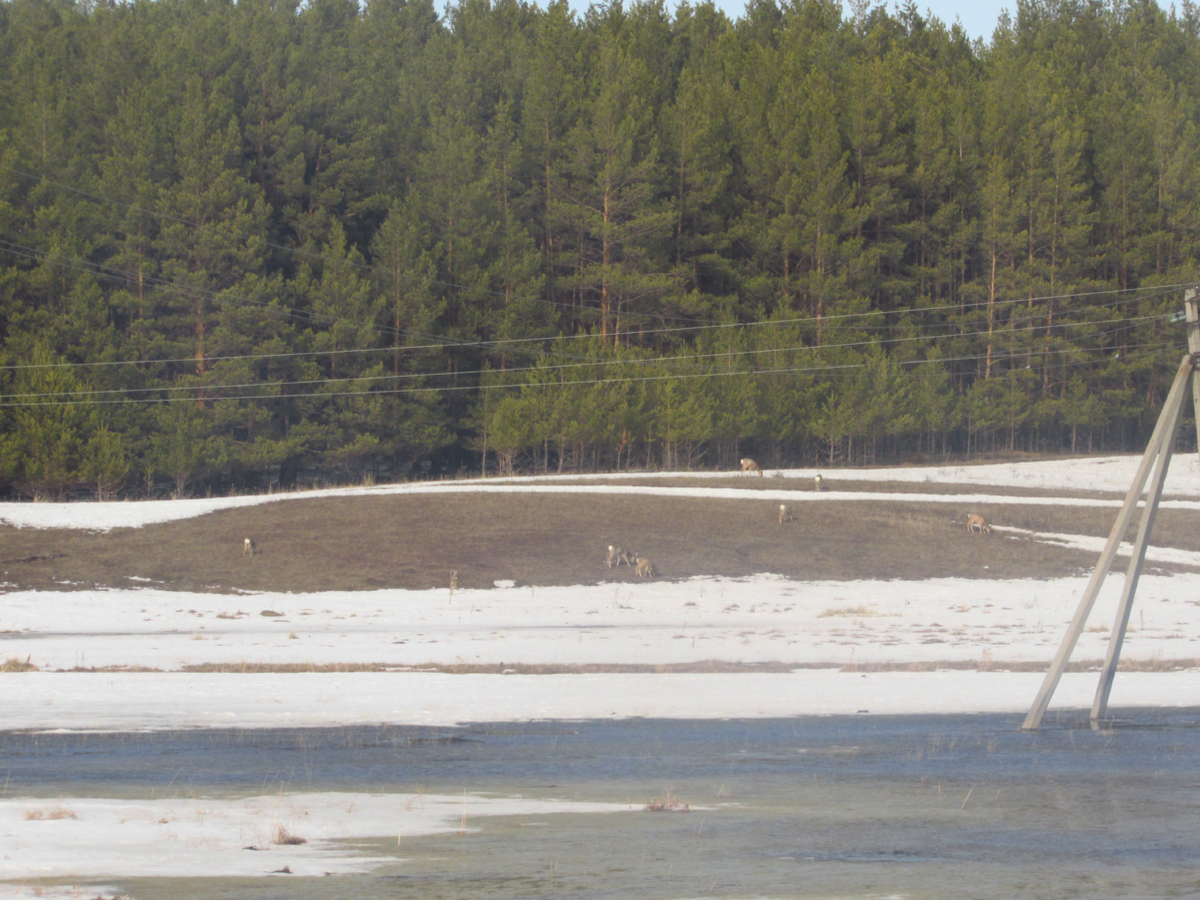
top-left (5, 710), bottom-right (1200, 899)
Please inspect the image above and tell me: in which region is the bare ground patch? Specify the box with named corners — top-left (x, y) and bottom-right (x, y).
top-left (0, 487), bottom-right (1196, 594)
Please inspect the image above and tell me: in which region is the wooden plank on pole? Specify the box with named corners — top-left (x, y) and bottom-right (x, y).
top-left (1091, 371), bottom-right (1188, 720)
top-left (1021, 354), bottom-right (1198, 731)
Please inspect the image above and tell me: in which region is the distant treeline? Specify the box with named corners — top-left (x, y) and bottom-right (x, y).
top-left (0, 0), bottom-right (1197, 496)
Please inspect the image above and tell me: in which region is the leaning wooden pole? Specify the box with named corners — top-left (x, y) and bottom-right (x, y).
top-left (1021, 353), bottom-right (1198, 731)
top-left (1091, 372), bottom-right (1188, 720)
top-left (1188, 289), bottom-right (1200, 456)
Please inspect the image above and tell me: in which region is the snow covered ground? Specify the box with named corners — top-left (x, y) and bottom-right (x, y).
top-left (5, 570), bottom-right (1200, 677)
top-left (2, 791), bottom-right (633, 883)
top-left (2, 453), bottom-right (1198, 532)
top-left (2, 454), bottom-right (1200, 730)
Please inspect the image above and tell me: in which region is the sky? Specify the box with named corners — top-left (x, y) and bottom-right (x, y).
top-left (864, 0), bottom-right (1010, 41)
top-left (663, 0), bottom-right (1013, 44)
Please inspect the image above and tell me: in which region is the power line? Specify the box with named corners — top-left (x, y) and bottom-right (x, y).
top-left (0, 339), bottom-right (1179, 408)
top-left (0, 236), bottom-right (1184, 375)
top-left (0, 312), bottom-right (1173, 402)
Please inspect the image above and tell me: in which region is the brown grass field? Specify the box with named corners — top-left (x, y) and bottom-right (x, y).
top-left (1, 478), bottom-right (1197, 594)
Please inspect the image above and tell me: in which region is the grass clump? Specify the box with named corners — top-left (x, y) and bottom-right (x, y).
top-left (817, 606), bottom-right (876, 618)
top-left (644, 789), bottom-right (690, 812)
top-left (271, 823), bottom-right (307, 845)
top-left (24, 806), bottom-right (77, 820)
top-left (2, 656), bottom-right (37, 672)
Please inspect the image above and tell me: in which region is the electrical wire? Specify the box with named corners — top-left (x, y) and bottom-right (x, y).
top-left (0, 338), bottom-right (1181, 408)
top-left (0, 313), bottom-right (1173, 402)
top-left (0, 235), bottom-right (1184, 376)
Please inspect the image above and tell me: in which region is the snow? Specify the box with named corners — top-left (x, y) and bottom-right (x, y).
top-left (0, 790), bottom-right (634, 888)
top-left (5, 571), bottom-right (1200, 676)
top-left (3, 454), bottom-right (1200, 730)
top-left (2, 453), bottom-right (1198, 532)
top-left (3, 454), bottom-right (1200, 893)
top-left (4, 669), bottom-right (1200, 732)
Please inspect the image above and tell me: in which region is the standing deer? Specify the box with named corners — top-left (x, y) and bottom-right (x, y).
top-left (778, 503), bottom-right (795, 524)
top-left (740, 458), bottom-right (763, 477)
top-left (966, 514), bottom-right (992, 535)
top-left (635, 556), bottom-right (656, 578)
top-left (242, 537), bottom-right (258, 557)
top-left (606, 544), bottom-right (633, 568)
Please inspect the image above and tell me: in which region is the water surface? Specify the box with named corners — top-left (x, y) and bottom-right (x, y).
top-left (4, 710), bottom-right (1200, 899)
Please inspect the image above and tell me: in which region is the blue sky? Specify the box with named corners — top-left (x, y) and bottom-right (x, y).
top-left (623, 0), bottom-right (1014, 44)
top-left (859, 1), bottom-right (1012, 42)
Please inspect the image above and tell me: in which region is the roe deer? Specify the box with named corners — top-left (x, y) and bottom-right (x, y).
top-left (635, 557), bottom-right (656, 577)
top-left (778, 503), bottom-right (795, 524)
top-left (607, 544), bottom-right (633, 568)
top-left (740, 458), bottom-right (763, 477)
top-left (243, 537), bottom-right (258, 557)
top-left (966, 514), bottom-right (991, 535)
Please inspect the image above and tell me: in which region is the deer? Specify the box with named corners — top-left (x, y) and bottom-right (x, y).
top-left (606, 544), bottom-right (633, 568)
top-left (778, 503), bottom-right (795, 524)
top-left (814, 473), bottom-right (824, 492)
top-left (740, 458), bottom-right (763, 477)
top-left (243, 537), bottom-right (258, 557)
top-left (966, 514), bottom-right (992, 535)
top-left (635, 556), bottom-right (656, 578)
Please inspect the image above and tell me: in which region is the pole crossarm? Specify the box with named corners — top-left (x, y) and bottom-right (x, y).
top-left (1021, 350), bottom-right (1198, 731)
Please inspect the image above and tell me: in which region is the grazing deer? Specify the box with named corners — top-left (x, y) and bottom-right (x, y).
top-left (635, 556), bottom-right (656, 578)
top-left (814, 473), bottom-right (824, 492)
top-left (243, 537), bottom-right (258, 557)
top-left (966, 514), bottom-right (991, 535)
top-left (740, 458), bottom-right (763, 477)
top-left (778, 503), bottom-right (795, 524)
top-left (607, 544), bottom-right (633, 568)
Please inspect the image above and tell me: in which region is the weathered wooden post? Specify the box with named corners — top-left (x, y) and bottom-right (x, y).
top-left (1021, 288), bottom-right (1200, 731)
top-left (1188, 288), bottom-right (1200, 458)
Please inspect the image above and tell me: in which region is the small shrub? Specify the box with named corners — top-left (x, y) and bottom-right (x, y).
top-left (272, 823), bottom-right (307, 845)
top-left (2, 656), bottom-right (37, 672)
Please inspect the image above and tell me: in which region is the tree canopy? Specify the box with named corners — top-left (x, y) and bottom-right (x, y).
top-left (0, 0), bottom-right (1196, 495)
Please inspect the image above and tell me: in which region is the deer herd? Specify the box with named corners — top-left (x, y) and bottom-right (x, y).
top-left (238, 460), bottom-right (995, 579)
top-left (606, 544), bottom-right (655, 577)
top-left (601, 460), bottom-right (993, 578)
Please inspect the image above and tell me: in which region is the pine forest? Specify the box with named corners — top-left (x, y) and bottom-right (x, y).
top-left (1, 0), bottom-right (1199, 497)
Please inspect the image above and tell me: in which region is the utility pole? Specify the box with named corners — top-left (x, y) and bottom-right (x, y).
top-left (1021, 287), bottom-right (1200, 731)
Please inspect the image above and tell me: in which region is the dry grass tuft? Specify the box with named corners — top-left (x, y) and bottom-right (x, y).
top-left (271, 823), bottom-right (307, 845)
top-left (2, 656), bottom-right (37, 672)
top-left (644, 789), bottom-right (691, 812)
top-left (818, 605), bottom-right (876, 618)
top-left (24, 805), bottom-right (77, 820)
